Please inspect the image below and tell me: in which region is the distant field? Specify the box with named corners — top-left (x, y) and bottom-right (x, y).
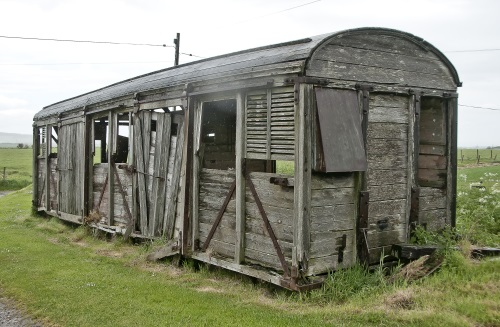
top-left (0, 148), bottom-right (32, 191)
top-left (458, 148), bottom-right (500, 166)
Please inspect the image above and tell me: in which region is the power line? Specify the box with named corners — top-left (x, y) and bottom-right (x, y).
top-left (0, 35), bottom-right (171, 47)
top-left (459, 104), bottom-right (500, 111)
top-left (446, 48), bottom-right (500, 53)
top-left (0, 61), bottom-right (170, 66)
top-left (232, 0), bottom-right (322, 25)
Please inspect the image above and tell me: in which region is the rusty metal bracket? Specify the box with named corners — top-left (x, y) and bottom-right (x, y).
top-left (201, 180), bottom-right (236, 252)
top-left (246, 175), bottom-right (290, 278)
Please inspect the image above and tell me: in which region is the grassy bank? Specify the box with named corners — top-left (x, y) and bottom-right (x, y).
top-left (1, 187), bottom-right (499, 326)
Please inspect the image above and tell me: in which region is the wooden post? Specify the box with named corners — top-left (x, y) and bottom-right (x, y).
top-left (32, 124), bottom-right (38, 207)
top-left (174, 33), bottom-right (180, 66)
top-left (446, 94), bottom-right (458, 227)
top-left (293, 83), bottom-right (312, 269)
top-left (235, 91), bottom-right (246, 263)
top-left (107, 111), bottom-right (115, 226)
top-left (45, 124), bottom-right (51, 211)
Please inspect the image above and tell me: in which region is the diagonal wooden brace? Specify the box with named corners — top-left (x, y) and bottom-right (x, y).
top-left (246, 175), bottom-right (290, 278)
top-left (201, 180), bottom-right (236, 252)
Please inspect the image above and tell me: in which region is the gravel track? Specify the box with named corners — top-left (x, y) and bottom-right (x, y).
top-left (0, 298), bottom-right (42, 327)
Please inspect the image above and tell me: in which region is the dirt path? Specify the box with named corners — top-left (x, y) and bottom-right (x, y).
top-left (0, 298), bottom-right (42, 327)
top-left (0, 191), bottom-right (13, 199)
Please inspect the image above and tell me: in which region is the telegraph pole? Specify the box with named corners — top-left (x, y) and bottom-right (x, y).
top-left (174, 33), bottom-right (180, 66)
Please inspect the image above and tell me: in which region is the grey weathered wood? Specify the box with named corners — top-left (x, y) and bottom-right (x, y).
top-left (133, 113), bottom-right (149, 234)
top-left (235, 92), bottom-right (246, 263)
top-left (107, 112), bottom-right (115, 226)
top-left (164, 122), bottom-right (185, 238)
top-left (315, 87), bottom-right (366, 172)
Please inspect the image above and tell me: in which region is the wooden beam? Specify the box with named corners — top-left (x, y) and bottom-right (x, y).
top-left (293, 83), bottom-right (312, 269)
top-left (107, 111), bottom-right (115, 226)
top-left (45, 124), bottom-right (51, 211)
top-left (32, 125), bottom-right (39, 208)
top-left (235, 91), bottom-right (246, 263)
top-left (191, 101), bottom-right (203, 251)
top-left (447, 95), bottom-right (458, 227)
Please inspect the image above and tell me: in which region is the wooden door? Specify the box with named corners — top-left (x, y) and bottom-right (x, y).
top-left (58, 122), bottom-right (85, 216)
top-left (133, 111), bottom-right (183, 238)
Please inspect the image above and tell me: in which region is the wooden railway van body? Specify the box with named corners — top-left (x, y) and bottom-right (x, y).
top-left (33, 28), bottom-right (460, 290)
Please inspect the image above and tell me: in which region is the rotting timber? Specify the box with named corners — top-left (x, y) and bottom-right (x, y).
top-left (32, 27), bottom-right (461, 290)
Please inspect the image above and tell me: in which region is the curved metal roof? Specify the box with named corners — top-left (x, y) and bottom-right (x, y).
top-left (34, 28), bottom-right (460, 120)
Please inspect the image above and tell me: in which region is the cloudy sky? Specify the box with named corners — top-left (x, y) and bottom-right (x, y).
top-left (0, 0), bottom-right (498, 147)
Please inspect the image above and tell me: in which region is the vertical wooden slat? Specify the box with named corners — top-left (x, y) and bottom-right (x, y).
top-left (142, 111), bottom-right (152, 216)
top-left (408, 92), bottom-right (421, 235)
top-left (406, 95), bottom-right (416, 240)
top-left (32, 124), bottom-right (39, 208)
top-left (107, 112), bottom-right (115, 226)
top-left (235, 91), bottom-right (246, 263)
top-left (134, 113), bottom-right (148, 234)
top-left (87, 119), bottom-right (95, 216)
top-left (266, 89), bottom-right (272, 160)
top-left (149, 114), bottom-right (164, 235)
top-left (293, 83), bottom-right (312, 268)
top-left (164, 120), bottom-right (185, 238)
top-left (191, 101), bottom-right (203, 250)
top-left (182, 99), bottom-right (195, 255)
top-left (447, 95), bottom-right (458, 227)
top-left (45, 124), bottom-right (51, 211)
top-left (151, 113), bottom-right (172, 236)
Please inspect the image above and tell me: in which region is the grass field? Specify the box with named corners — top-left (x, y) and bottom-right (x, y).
top-left (0, 148), bottom-right (499, 326)
top-left (458, 148), bottom-right (500, 166)
top-left (0, 148), bottom-right (32, 191)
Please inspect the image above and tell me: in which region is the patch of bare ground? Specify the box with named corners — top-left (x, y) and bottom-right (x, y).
top-left (195, 286), bottom-right (224, 294)
top-left (383, 289), bottom-right (416, 310)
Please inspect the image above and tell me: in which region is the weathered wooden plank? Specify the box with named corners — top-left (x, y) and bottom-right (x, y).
top-left (245, 217), bottom-right (293, 243)
top-left (368, 107), bottom-right (407, 124)
top-left (133, 113), bottom-right (148, 234)
top-left (367, 169), bottom-right (407, 185)
top-left (367, 122), bottom-right (407, 140)
top-left (164, 123), bottom-right (184, 238)
top-left (308, 59), bottom-right (455, 90)
top-left (368, 199), bottom-right (406, 218)
top-left (418, 169), bottom-right (447, 188)
top-left (419, 209), bottom-right (447, 231)
top-left (420, 144), bottom-right (446, 156)
top-left (420, 190), bottom-right (447, 211)
top-left (310, 203), bottom-right (356, 230)
top-left (306, 252), bottom-right (355, 276)
top-left (366, 227), bottom-right (406, 249)
top-left (418, 154), bottom-right (447, 170)
top-left (314, 43), bottom-right (450, 76)
top-left (310, 187), bottom-right (356, 207)
top-left (309, 230), bottom-right (355, 257)
top-left (367, 183), bottom-right (407, 201)
top-left (311, 173), bottom-right (355, 190)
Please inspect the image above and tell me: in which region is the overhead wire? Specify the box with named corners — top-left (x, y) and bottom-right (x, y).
top-left (0, 35), bottom-right (170, 47)
top-left (458, 104), bottom-right (500, 111)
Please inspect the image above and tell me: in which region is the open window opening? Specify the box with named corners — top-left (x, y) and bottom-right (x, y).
top-left (116, 113), bottom-right (130, 164)
top-left (418, 97), bottom-right (447, 188)
top-left (50, 126), bottom-right (58, 156)
top-left (93, 117), bottom-right (108, 164)
top-left (200, 99), bottom-right (236, 170)
top-left (37, 126), bottom-right (46, 158)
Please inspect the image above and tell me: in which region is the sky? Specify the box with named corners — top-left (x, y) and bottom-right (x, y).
top-left (0, 0), bottom-right (498, 147)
